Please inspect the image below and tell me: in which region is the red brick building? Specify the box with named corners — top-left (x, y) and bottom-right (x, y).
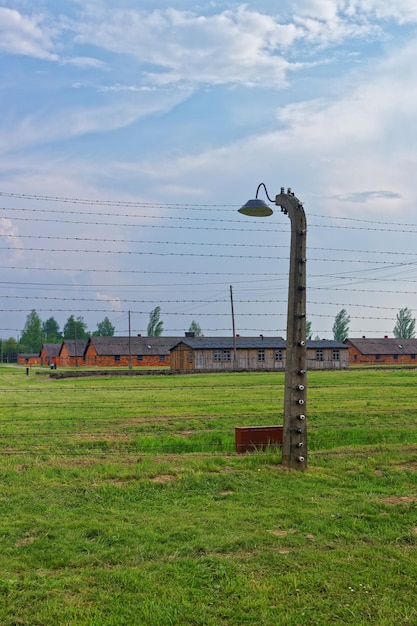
top-left (59, 340), bottom-right (88, 366)
top-left (40, 343), bottom-right (62, 367)
top-left (83, 336), bottom-right (181, 367)
top-left (17, 353), bottom-right (41, 366)
top-left (345, 337), bottom-right (417, 365)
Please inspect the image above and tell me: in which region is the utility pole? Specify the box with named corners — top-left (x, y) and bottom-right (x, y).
top-left (128, 310), bottom-right (132, 370)
top-left (230, 285), bottom-right (238, 370)
top-left (74, 323), bottom-right (78, 367)
top-left (276, 189), bottom-right (307, 470)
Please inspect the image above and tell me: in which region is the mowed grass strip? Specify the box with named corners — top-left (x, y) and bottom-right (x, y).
top-left (1, 367), bottom-right (417, 455)
top-left (1, 366), bottom-right (417, 624)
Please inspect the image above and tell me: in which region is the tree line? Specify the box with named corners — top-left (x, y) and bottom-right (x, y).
top-left (0, 307), bottom-right (204, 362)
top-left (310, 307), bottom-right (416, 342)
top-left (0, 311), bottom-right (116, 360)
top-left (1, 305), bottom-right (414, 362)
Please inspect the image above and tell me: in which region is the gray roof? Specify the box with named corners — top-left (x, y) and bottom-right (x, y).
top-left (171, 336), bottom-right (285, 350)
top-left (87, 336), bottom-right (182, 356)
top-left (41, 343), bottom-right (62, 357)
top-left (346, 337), bottom-right (417, 355)
top-left (308, 340), bottom-right (347, 349)
top-left (170, 337), bottom-right (347, 350)
top-left (59, 340), bottom-right (88, 357)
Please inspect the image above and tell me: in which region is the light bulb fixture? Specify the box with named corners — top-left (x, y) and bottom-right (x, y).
top-left (238, 183), bottom-right (274, 217)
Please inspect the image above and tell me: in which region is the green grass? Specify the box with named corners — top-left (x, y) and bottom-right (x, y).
top-left (1, 366), bottom-right (417, 624)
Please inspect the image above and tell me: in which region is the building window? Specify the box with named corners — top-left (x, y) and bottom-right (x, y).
top-left (393, 354), bottom-right (398, 360)
top-left (275, 349), bottom-right (283, 361)
top-left (316, 349), bottom-right (324, 361)
top-left (375, 354), bottom-right (380, 361)
top-left (159, 355), bottom-right (165, 362)
top-left (412, 354), bottom-right (416, 360)
top-left (354, 354), bottom-right (357, 361)
top-left (188, 350), bottom-right (193, 363)
top-left (137, 355), bottom-right (143, 361)
top-left (114, 355), bottom-right (120, 362)
top-left (213, 350), bottom-right (222, 362)
top-left (258, 349), bottom-right (265, 361)
top-left (213, 349), bottom-right (231, 362)
top-left (223, 349), bottom-right (231, 361)
top-left (332, 349), bottom-right (340, 361)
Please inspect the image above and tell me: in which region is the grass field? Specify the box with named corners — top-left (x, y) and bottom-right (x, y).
top-left (1, 366), bottom-right (417, 625)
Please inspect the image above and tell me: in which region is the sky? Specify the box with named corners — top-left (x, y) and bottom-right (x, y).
top-left (2, 0), bottom-right (417, 340)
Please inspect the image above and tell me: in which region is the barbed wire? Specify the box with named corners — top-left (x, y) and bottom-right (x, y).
top-left (3, 191), bottom-right (417, 338)
top-left (4, 200), bottom-right (417, 232)
top-left (0, 294), bottom-right (414, 312)
top-left (3, 191), bottom-right (417, 229)
top-left (4, 227), bottom-right (417, 260)
top-left (4, 232), bottom-right (417, 264)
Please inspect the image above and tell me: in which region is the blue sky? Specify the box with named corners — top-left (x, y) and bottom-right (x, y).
top-left (2, 0), bottom-right (417, 340)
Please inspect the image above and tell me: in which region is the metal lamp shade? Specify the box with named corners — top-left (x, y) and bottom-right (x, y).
top-left (238, 198), bottom-right (273, 217)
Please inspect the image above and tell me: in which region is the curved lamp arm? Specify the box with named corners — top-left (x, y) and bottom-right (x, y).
top-left (255, 183), bottom-right (275, 203)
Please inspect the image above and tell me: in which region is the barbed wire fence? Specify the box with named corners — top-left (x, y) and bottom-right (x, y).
top-left (1, 192), bottom-right (417, 460)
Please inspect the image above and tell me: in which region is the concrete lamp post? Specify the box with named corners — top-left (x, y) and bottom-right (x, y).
top-left (239, 184), bottom-right (307, 470)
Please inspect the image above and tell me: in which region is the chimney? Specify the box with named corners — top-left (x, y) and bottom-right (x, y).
top-left (362, 335), bottom-right (366, 339)
top-left (137, 333), bottom-right (141, 337)
top-left (384, 335), bottom-right (388, 339)
top-left (185, 331), bottom-right (195, 337)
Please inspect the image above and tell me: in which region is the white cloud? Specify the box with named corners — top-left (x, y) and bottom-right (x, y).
top-left (0, 85), bottom-right (193, 152)
top-left (293, 0), bottom-right (344, 20)
top-left (72, 6), bottom-right (306, 88)
top-left (293, 13), bottom-right (378, 47)
top-left (0, 7), bottom-right (57, 60)
top-left (65, 2), bottom-right (415, 90)
top-left (345, 1), bottom-right (417, 23)
top-left (96, 292), bottom-right (122, 310)
top-left (110, 35), bottom-right (417, 219)
top-left (0, 216), bottom-right (19, 241)
top-left (61, 56), bottom-right (106, 69)
top-left (0, 216), bottom-right (23, 262)
top-left (283, 0), bottom-right (417, 24)
top-left (97, 84), bottom-right (156, 93)
top-left (336, 190), bottom-right (402, 203)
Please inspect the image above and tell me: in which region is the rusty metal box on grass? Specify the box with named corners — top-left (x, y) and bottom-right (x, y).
top-left (235, 425), bottom-right (283, 454)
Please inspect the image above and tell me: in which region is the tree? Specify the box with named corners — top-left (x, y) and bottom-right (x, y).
top-left (19, 310), bottom-right (43, 352)
top-left (188, 320), bottom-right (203, 337)
top-left (393, 307), bottom-right (416, 339)
top-left (332, 308), bottom-right (350, 342)
top-left (147, 306), bottom-right (164, 336)
top-left (63, 315), bottom-right (89, 340)
top-left (93, 317), bottom-right (115, 337)
top-left (306, 319), bottom-right (312, 339)
top-left (1, 337), bottom-right (18, 362)
top-left (42, 317), bottom-right (62, 343)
